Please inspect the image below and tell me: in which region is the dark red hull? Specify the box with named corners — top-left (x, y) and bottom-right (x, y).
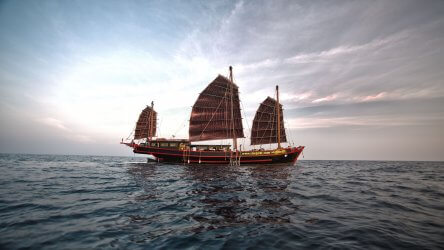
top-left (130, 144), bottom-right (304, 165)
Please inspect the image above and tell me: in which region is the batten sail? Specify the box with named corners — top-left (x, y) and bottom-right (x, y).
top-left (189, 75), bottom-right (244, 142)
top-left (251, 97), bottom-right (287, 145)
top-left (134, 103), bottom-right (157, 140)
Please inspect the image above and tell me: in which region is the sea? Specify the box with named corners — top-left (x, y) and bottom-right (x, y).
top-left (0, 154), bottom-right (442, 249)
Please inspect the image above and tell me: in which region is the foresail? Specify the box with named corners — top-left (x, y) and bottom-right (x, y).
top-left (134, 105), bottom-right (157, 139)
top-left (251, 97), bottom-right (287, 145)
top-left (189, 75), bottom-right (244, 142)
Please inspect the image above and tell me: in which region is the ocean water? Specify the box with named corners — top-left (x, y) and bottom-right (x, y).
top-left (0, 154), bottom-right (443, 249)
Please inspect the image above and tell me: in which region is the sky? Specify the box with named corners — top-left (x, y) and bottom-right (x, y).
top-left (0, 0), bottom-right (443, 160)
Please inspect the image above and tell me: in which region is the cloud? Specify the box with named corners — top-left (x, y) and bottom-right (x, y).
top-left (166, 0), bottom-right (444, 126)
top-left (284, 97), bottom-right (444, 129)
top-left (38, 117), bottom-right (71, 132)
top-left (37, 117), bottom-right (94, 143)
top-left (284, 36), bottom-right (395, 64)
top-left (312, 94), bottom-right (339, 104)
top-left (358, 92), bottom-right (387, 102)
top-left (287, 115), bottom-right (444, 130)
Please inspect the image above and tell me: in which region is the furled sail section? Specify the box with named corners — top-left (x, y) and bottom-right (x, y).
top-left (189, 75), bottom-right (244, 142)
top-left (134, 103), bottom-right (157, 140)
top-left (251, 97), bottom-right (287, 145)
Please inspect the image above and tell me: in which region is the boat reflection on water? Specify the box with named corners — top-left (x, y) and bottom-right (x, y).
top-left (183, 163), bottom-right (300, 232)
top-left (250, 164), bottom-right (296, 221)
top-left (125, 162), bottom-right (303, 240)
top-left (184, 164), bottom-right (247, 230)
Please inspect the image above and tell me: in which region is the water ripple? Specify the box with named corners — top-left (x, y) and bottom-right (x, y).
top-left (0, 154), bottom-right (443, 249)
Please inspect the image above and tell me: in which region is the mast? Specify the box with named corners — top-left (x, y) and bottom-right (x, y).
top-left (229, 66), bottom-right (238, 153)
top-left (149, 101), bottom-right (154, 141)
top-left (276, 85), bottom-right (281, 149)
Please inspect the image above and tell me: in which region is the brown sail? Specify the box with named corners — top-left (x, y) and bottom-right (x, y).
top-left (189, 75), bottom-right (244, 142)
top-left (251, 97), bottom-right (287, 145)
top-left (134, 104), bottom-right (157, 140)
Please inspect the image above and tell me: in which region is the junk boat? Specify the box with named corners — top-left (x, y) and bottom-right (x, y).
top-left (121, 66), bottom-right (304, 165)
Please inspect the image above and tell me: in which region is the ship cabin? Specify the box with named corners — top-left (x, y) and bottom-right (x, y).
top-left (189, 144), bottom-right (231, 152)
top-left (140, 139), bottom-right (189, 149)
top-left (139, 139), bottom-right (231, 152)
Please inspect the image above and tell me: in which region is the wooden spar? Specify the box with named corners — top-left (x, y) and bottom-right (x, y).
top-left (276, 85), bottom-right (281, 149)
top-left (229, 66), bottom-right (238, 163)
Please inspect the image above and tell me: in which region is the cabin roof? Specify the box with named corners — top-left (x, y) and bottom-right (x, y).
top-left (190, 144), bottom-right (231, 147)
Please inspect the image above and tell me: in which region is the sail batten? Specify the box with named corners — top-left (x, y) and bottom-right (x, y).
top-left (134, 104), bottom-right (157, 140)
top-left (251, 97), bottom-right (287, 145)
top-left (189, 75), bottom-right (244, 142)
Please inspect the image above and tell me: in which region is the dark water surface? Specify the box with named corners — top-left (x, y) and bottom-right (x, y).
top-left (0, 154), bottom-right (443, 249)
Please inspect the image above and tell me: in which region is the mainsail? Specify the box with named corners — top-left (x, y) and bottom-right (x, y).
top-left (189, 75), bottom-right (244, 142)
top-left (134, 103), bottom-right (157, 140)
top-left (251, 97), bottom-right (287, 145)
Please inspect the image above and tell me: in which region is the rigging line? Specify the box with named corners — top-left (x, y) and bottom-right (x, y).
top-left (230, 68), bottom-right (237, 154)
top-left (226, 67), bottom-right (233, 146)
top-left (230, 69), bottom-right (239, 165)
top-left (256, 96), bottom-right (276, 146)
top-left (157, 116), bottom-right (162, 138)
top-left (272, 90), bottom-right (276, 146)
top-left (254, 99), bottom-right (265, 146)
top-left (240, 99), bottom-right (252, 142)
top-left (126, 126), bottom-right (135, 140)
top-left (197, 85), bottom-right (230, 140)
top-left (172, 107), bottom-right (191, 137)
top-left (199, 92), bottom-right (233, 99)
top-left (269, 97), bottom-right (277, 145)
top-left (254, 93), bottom-right (277, 149)
top-left (253, 100), bottom-right (268, 147)
top-left (251, 96), bottom-right (280, 145)
top-left (285, 120), bottom-right (295, 146)
top-left (204, 82), bottom-right (233, 91)
top-left (126, 116), bottom-right (138, 140)
top-left (225, 82), bottom-right (230, 143)
top-left (240, 99), bottom-right (252, 150)
top-left (172, 117), bottom-right (187, 137)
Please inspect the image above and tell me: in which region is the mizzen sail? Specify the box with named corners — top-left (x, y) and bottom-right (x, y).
top-left (134, 103), bottom-right (157, 140)
top-left (189, 75), bottom-right (244, 142)
top-left (251, 97), bottom-right (287, 145)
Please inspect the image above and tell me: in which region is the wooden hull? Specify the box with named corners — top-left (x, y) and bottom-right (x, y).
top-left (131, 145), bottom-right (304, 165)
